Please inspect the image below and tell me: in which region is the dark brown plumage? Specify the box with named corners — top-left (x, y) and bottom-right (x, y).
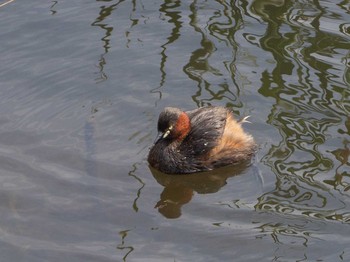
top-left (148, 106), bottom-right (256, 174)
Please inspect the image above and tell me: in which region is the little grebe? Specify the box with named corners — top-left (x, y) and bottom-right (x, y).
top-left (148, 106), bottom-right (256, 174)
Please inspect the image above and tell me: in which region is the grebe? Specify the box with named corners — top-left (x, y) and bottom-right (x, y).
top-left (148, 106), bottom-right (256, 174)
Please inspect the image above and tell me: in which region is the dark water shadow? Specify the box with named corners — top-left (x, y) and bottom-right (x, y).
top-left (91, 0), bottom-right (132, 83)
top-left (150, 0), bottom-right (183, 103)
top-left (183, 0), bottom-right (242, 108)
top-left (149, 161), bottom-right (252, 219)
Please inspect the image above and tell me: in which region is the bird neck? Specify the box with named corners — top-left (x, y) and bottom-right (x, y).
top-left (174, 112), bottom-right (191, 141)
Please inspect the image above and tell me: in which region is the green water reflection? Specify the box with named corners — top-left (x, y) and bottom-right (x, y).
top-left (253, 0), bottom-right (350, 224)
top-left (89, 0), bottom-right (350, 260)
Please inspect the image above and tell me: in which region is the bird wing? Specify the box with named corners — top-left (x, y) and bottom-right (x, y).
top-left (180, 106), bottom-right (228, 157)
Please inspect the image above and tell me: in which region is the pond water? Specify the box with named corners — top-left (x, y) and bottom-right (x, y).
top-left (0, 0), bottom-right (349, 261)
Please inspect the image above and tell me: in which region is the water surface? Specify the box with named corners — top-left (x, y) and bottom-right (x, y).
top-left (0, 0), bottom-right (349, 261)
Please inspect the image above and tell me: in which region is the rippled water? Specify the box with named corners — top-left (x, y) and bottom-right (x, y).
top-left (0, 0), bottom-right (349, 261)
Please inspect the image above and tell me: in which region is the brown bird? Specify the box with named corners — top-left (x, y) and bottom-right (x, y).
top-left (148, 106), bottom-right (256, 174)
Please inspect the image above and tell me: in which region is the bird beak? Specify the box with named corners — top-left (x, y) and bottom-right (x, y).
top-left (153, 126), bottom-right (173, 144)
top-left (153, 132), bottom-right (163, 144)
top-left (162, 125), bottom-right (173, 139)
top-left (162, 129), bottom-right (171, 139)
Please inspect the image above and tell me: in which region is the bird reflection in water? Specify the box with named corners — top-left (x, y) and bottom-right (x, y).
top-left (149, 161), bottom-right (251, 219)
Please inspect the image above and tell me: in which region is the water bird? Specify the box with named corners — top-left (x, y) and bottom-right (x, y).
top-left (148, 106), bottom-right (256, 174)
